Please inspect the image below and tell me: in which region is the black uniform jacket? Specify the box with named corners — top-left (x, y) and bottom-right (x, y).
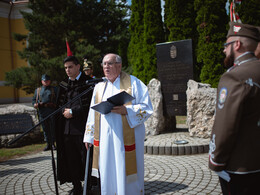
top-left (209, 53), bottom-right (260, 174)
top-left (55, 73), bottom-right (93, 184)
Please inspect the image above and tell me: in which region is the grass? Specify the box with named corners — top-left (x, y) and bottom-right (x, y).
top-left (176, 116), bottom-right (187, 124)
top-left (0, 143), bottom-right (46, 162)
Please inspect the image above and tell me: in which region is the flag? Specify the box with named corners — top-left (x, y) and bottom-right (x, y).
top-left (66, 38), bottom-right (73, 56)
top-left (230, 0), bottom-right (242, 23)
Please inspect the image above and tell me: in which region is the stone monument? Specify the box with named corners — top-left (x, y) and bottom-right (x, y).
top-left (156, 39), bottom-right (193, 116)
top-left (0, 104), bottom-right (42, 147)
top-left (156, 39), bottom-right (193, 131)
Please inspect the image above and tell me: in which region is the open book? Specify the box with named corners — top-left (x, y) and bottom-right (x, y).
top-left (91, 91), bottom-right (135, 114)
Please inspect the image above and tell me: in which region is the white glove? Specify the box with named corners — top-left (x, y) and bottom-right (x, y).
top-left (215, 170), bottom-right (230, 182)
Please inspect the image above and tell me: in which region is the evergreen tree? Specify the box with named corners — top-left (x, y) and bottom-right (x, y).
top-left (128, 0), bottom-right (145, 75)
top-left (128, 0), bottom-right (164, 84)
top-left (164, 0), bottom-right (198, 80)
top-left (79, 0), bottom-right (130, 76)
top-left (194, 0), bottom-right (228, 87)
top-left (164, 0), bottom-right (196, 41)
top-left (235, 0), bottom-right (260, 26)
top-left (6, 0), bottom-right (130, 94)
top-left (141, 0), bottom-right (164, 84)
top-left (80, 0), bottom-right (130, 56)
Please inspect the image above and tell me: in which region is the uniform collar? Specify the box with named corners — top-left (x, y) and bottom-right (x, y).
top-left (227, 52), bottom-right (258, 72)
top-left (234, 52), bottom-right (257, 66)
top-left (42, 85), bottom-right (49, 89)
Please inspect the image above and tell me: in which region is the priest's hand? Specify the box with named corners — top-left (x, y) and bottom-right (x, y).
top-left (111, 105), bottom-right (127, 115)
top-left (85, 143), bottom-right (92, 150)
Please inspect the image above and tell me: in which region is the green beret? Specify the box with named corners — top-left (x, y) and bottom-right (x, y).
top-left (41, 74), bottom-right (51, 81)
top-left (227, 22), bottom-right (260, 42)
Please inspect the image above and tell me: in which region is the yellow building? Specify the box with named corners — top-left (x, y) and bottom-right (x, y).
top-left (0, 0), bottom-right (31, 104)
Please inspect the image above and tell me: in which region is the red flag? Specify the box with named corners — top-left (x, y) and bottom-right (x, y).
top-left (230, 1), bottom-right (233, 21)
top-left (230, 0), bottom-right (242, 23)
top-left (66, 39), bottom-right (73, 56)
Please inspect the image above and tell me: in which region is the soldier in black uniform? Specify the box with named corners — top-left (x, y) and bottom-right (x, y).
top-left (32, 74), bottom-right (57, 151)
top-left (55, 56), bottom-right (93, 195)
top-left (209, 22), bottom-right (260, 194)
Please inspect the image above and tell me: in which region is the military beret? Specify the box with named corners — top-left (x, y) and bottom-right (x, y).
top-left (83, 61), bottom-right (93, 70)
top-left (41, 74), bottom-right (51, 81)
top-left (227, 22), bottom-right (260, 42)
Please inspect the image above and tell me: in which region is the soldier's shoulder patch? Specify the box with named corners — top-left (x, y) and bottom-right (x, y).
top-left (218, 87), bottom-right (227, 109)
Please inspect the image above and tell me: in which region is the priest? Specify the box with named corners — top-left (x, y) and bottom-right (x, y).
top-left (84, 53), bottom-right (153, 194)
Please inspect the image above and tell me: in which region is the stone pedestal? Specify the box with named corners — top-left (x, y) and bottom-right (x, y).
top-left (0, 103), bottom-right (42, 147)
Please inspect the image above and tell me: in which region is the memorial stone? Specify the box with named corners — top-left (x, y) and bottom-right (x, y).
top-left (156, 39), bottom-right (193, 116)
top-left (0, 113), bottom-right (33, 135)
top-left (0, 104), bottom-right (41, 147)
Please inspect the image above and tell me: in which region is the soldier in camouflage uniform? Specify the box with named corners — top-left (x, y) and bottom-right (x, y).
top-left (32, 74), bottom-right (57, 151)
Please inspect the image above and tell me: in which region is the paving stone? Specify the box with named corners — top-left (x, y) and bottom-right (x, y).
top-left (153, 145), bottom-right (159, 155)
top-left (198, 145), bottom-right (204, 153)
top-left (178, 146), bottom-right (185, 155)
top-left (165, 146), bottom-right (172, 155)
top-left (172, 146), bottom-right (178, 155)
top-left (185, 145), bottom-right (191, 155)
top-left (191, 145), bottom-right (198, 154)
top-left (159, 145), bottom-right (165, 155)
top-left (147, 145), bottom-right (153, 154)
top-left (204, 144), bottom-right (209, 153)
top-left (0, 131), bottom-right (221, 195)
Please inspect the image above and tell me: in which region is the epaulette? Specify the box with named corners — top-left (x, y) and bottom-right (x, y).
top-left (59, 81), bottom-right (68, 89)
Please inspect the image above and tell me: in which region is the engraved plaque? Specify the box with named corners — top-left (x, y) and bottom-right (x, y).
top-left (173, 94), bottom-right (179, 101)
top-left (0, 113), bottom-right (33, 135)
top-left (156, 39), bottom-right (193, 116)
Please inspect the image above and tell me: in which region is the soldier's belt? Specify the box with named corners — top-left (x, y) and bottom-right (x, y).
top-left (39, 103), bottom-right (56, 108)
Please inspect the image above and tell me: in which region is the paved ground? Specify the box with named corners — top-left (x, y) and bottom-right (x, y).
top-left (0, 127), bottom-right (222, 195)
top-left (0, 152), bottom-right (221, 195)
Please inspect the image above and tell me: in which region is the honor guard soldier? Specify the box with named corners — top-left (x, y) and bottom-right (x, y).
top-left (209, 22), bottom-right (260, 194)
top-left (83, 58), bottom-right (96, 78)
top-left (32, 74), bottom-right (57, 151)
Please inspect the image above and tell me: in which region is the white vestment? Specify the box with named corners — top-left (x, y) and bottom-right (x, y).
top-left (84, 74), bottom-right (153, 195)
